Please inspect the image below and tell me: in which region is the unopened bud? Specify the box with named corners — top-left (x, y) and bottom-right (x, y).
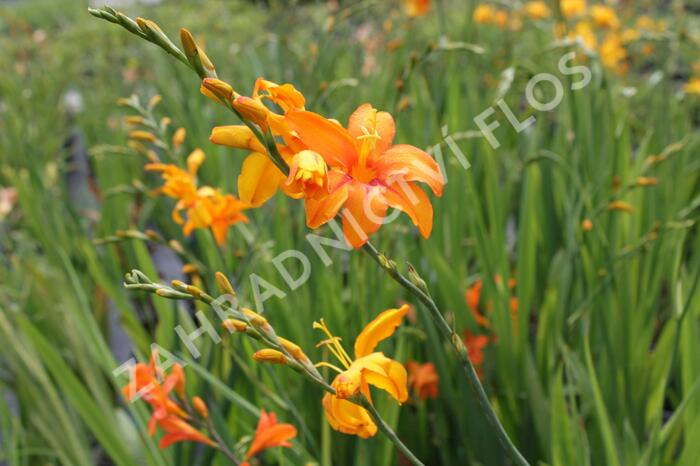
top-left (253, 349), bottom-right (288, 365)
top-left (129, 130), bottom-right (157, 143)
top-left (636, 176), bottom-right (658, 187)
top-left (215, 272), bottom-right (236, 296)
top-left (278, 337), bottom-right (309, 362)
top-left (407, 264), bottom-right (430, 295)
top-left (608, 200), bottom-right (634, 213)
top-left (172, 127), bottom-right (186, 151)
top-left (201, 78), bottom-right (235, 103)
top-left (192, 396), bottom-right (209, 419)
top-left (222, 319), bottom-right (248, 332)
top-left (582, 219), bottom-right (593, 232)
top-left (180, 28), bottom-right (216, 79)
top-left (182, 263), bottom-right (199, 275)
top-left (242, 308), bottom-right (270, 330)
top-left (232, 96), bottom-right (269, 127)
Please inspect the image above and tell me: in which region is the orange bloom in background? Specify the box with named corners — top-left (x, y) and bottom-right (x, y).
top-left (406, 361), bottom-right (439, 400)
top-left (146, 148), bottom-right (204, 206)
top-left (286, 104), bottom-right (444, 248)
top-left (241, 409), bottom-right (297, 466)
top-left (465, 276), bottom-right (518, 328)
top-left (402, 0), bottom-right (430, 17)
top-left (122, 353), bottom-right (215, 449)
top-left (316, 305), bottom-right (409, 438)
top-left (590, 5), bottom-right (620, 29)
top-left (683, 78), bottom-right (700, 95)
top-left (473, 4), bottom-right (496, 24)
top-left (463, 330), bottom-right (491, 380)
top-left (599, 33), bottom-right (628, 73)
top-left (184, 188), bottom-right (250, 245)
top-left (523, 1), bottom-right (551, 20)
top-left (560, 0), bottom-right (586, 18)
top-left (146, 149), bottom-right (249, 244)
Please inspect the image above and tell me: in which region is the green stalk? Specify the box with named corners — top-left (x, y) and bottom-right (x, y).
top-left (360, 241), bottom-right (531, 466)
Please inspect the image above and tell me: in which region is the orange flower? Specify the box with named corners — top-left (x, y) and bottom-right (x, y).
top-left (402, 0), bottom-right (431, 17)
top-left (183, 188), bottom-right (250, 245)
top-left (122, 353), bottom-right (215, 449)
top-left (590, 5), bottom-right (620, 29)
top-left (241, 409), bottom-right (297, 466)
top-left (560, 0), bottom-right (586, 18)
top-left (286, 150), bottom-right (329, 199)
top-left (145, 148), bottom-right (204, 205)
top-left (523, 1), bottom-right (551, 20)
top-left (209, 78), bottom-right (307, 207)
top-left (463, 330), bottom-right (491, 380)
top-left (286, 104), bottom-right (444, 248)
top-left (316, 305), bottom-right (410, 437)
top-left (158, 415), bottom-right (216, 449)
top-left (406, 361), bottom-right (439, 400)
top-left (465, 279), bottom-right (490, 328)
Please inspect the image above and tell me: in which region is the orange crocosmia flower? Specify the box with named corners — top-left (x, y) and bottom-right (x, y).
top-left (590, 5), bottom-right (620, 29)
top-left (315, 304), bottom-right (410, 438)
top-left (286, 104), bottom-right (444, 248)
top-left (210, 78), bottom-right (308, 207)
top-left (560, 0), bottom-right (586, 18)
top-left (241, 409), bottom-right (297, 466)
top-left (402, 0), bottom-right (431, 17)
top-left (145, 148), bottom-right (205, 205)
top-left (158, 415), bottom-right (216, 449)
top-left (406, 361), bottom-right (439, 400)
top-left (473, 4), bottom-right (496, 24)
top-left (465, 280), bottom-right (490, 328)
top-left (184, 188), bottom-right (250, 245)
top-left (463, 330), bottom-right (491, 380)
top-left (122, 353), bottom-right (215, 449)
top-left (523, 1), bottom-right (551, 20)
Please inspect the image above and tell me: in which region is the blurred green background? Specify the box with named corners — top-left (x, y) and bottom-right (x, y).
top-left (1, 0), bottom-right (700, 465)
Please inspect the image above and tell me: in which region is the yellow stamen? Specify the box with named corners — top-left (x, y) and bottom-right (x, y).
top-left (313, 319), bottom-right (354, 369)
top-left (314, 361), bottom-right (345, 374)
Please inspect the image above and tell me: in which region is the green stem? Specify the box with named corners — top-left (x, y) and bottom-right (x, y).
top-left (359, 398), bottom-right (426, 466)
top-left (361, 241), bottom-right (531, 466)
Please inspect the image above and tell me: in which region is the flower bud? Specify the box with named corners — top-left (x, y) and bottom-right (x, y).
top-left (608, 200), bottom-right (634, 213)
top-left (278, 337), bottom-right (309, 363)
top-left (172, 127), bottom-right (186, 151)
top-left (636, 176), bottom-right (658, 187)
top-left (242, 308), bottom-right (271, 331)
top-left (215, 272), bottom-right (237, 297)
top-left (253, 349), bottom-right (288, 365)
top-left (201, 78), bottom-right (235, 103)
top-left (129, 130), bottom-right (157, 143)
top-left (192, 396), bottom-right (209, 419)
top-left (232, 96), bottom-right (269, 128)
top-left (222, 319), bottom-right (248, 333)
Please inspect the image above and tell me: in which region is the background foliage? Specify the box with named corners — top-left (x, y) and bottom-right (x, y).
top-left (1, 0), bottom-right (700, 465)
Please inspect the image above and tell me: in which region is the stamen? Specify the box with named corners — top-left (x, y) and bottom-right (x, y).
top-left (313, 319), bottom-right (354, 368)
top-left (314, 361), bottom-right (344, 374)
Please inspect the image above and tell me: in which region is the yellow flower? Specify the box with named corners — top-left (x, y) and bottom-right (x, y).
top-left (494, 10), bottom-right (510, 28)
top-left (621, 28), bottom-right (640, 43)
top-left (473, 4), bottom-right (495, 24)
top-left (315, 305), bottom-right (409, 438)
top-left (569, 21), bottom-right (597, 49)
top-left (523, 1), bottom-right (551, 20)
top-left (560, 0), bottom-right (586, 18)
top-left (683, 78), bottom-right (700, 95)
top-left (591, 5), bottom-right (620, 29)
top-left (599, 33), bottom-right (627, 73)
top-left (145, 149), bottom-right (204, 205)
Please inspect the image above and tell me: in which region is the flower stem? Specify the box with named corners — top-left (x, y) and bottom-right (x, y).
top-left (358, 398), bottom-right (426, 466)
top-left (361, 241), bottom-right (531, 466)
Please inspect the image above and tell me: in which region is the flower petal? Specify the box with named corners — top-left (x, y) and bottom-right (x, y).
top-left (341, 181), bottom-right (388, 249)
top-left (285, 110), bottom-right (358, 169)
top-left (238, 152), bottom-right (286, 207)
top-left (383, 181), bottom-right (434, 238)
top-left (354, 304), bottom-right (409, 358)
top-left (305, 170), bottom-right (350, 229)
top-left (322, 392), bottom-right (377, 438)
top-left (374, 144), bottom-right (444, 196)
top-left (361, 356), bottom-right (408, 403)
top-left (348, 103), bottom-right (395, 157)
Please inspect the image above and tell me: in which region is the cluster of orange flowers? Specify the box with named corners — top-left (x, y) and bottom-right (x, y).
top-left (204, 76), bottom-right (444, 249)
top-left (124, 352), bottom-right (297, 462)
top-left (473, 1), bottom-right (668, 76)
top-left (463, 276), bottom-right (519, 379)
